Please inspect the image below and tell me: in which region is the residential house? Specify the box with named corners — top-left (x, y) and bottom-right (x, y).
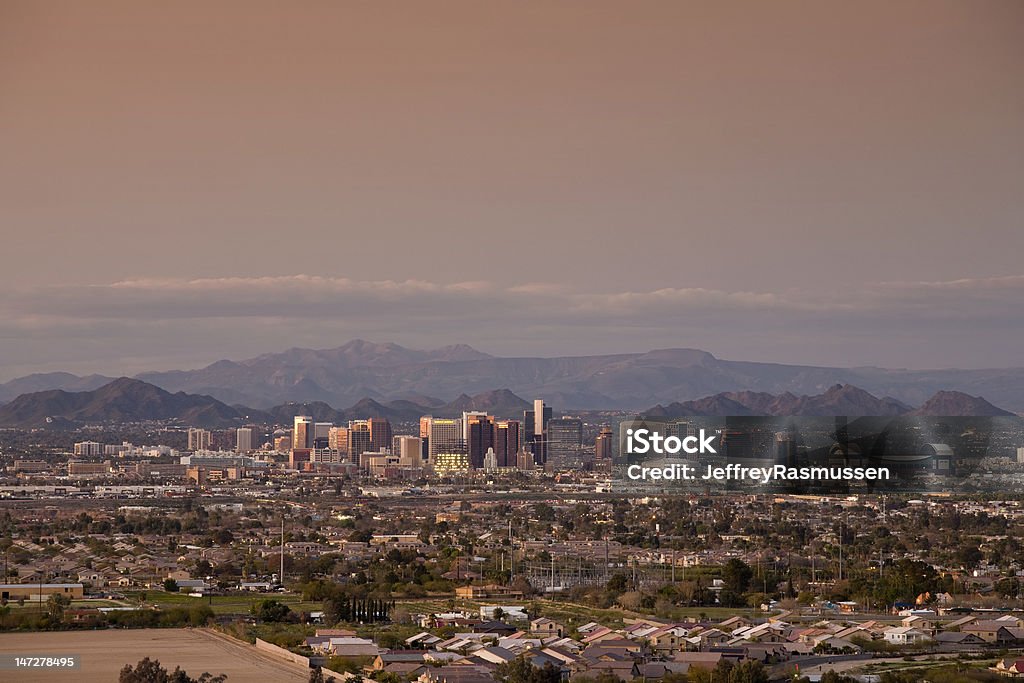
top-left (530, 617), bottom-right (565, 639)
top-left (883, 626), bottom-right (928, 645)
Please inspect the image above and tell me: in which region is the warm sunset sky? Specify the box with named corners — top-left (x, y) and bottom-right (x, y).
top-left (1, 1), bottom-right (1022, 378)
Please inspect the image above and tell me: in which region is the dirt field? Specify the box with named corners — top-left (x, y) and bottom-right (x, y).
top-left (0, 628), bottom-right (310, 682)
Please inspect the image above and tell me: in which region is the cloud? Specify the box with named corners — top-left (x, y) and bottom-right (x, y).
top-left (0, 273), bottom-right (1022, 378)
top-left (877, 274), bottom-right (1024, 291)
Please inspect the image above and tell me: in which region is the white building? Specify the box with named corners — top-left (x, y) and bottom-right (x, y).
top-left (73, 441), bottom-right (103, 457)
top-left (883, 626), bottom-right (927, 645)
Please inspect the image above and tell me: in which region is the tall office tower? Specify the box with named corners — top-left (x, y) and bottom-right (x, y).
top-left (328, 426), bottom-right (349, 454)
top-left (274, 435), bottom-right (292, 453)
top-left (526, 399), bottom-right (551, 437)
top-left (523, 399), bottom-right (552, 464)
top-left (419, 416), bottom-right (432, 462)
top-left (1017, 447), bottom-right (1024, 465)
top-left (187, 428), bottom-right (212, 452)
top-left (461, 411), bottom-right (488, 441)
top-left (293, 416), bottom-right (313, 450)
top-left (367, 417), bottom-right (393, 452)
top-left (348, 420), bottom-right (372, 467)
top-left (547, 417), bottom-right (583, 468)
top-left (516, 448), bottom-right (536, 471)
top-left (775, 431), bottom-right (798, 466)
top-left (720, 428), bottom-right (759, 459)
top-left (465, 412), bottom-right (496, 469)
top-left (394, 435), bottom-right (423, 467)
top-left (595, 426), bottom-right (614, 461)
top-left (236, 427), bottom-right (254, 453)
top-left (314, 422), bottom-right (333, 449)
top-left (671, 421), bottom-right (694, 439)
top-left (428, 418), bottom-right (463, 463)
top-left (494, 420), bottom-right (521, 468)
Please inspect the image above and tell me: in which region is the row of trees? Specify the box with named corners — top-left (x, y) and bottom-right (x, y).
top-left (0, 602), bottom-right (213, 632)
top-left (119, 657), bottom-right (226, 683)
top-left (495, 657), bottom-right (770, 683)
top-left (324, 595), bottom-right (395, 624)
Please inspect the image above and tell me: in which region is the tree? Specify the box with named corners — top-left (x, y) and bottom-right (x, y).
top-left (606, 573), bottom-right (628, 595)
top-left (722, 558), bottom-right (753, 594)
top-left (309, 668), bottom-right (326, 683)
top-left (689, 660), bottom-right (768, 683)
top-left (572, 673), bottom-right (621, 683)
top-left (820, 672), bottom-right (858, 683)
top-left (252, 599), bottom-right (291, 623)
top-left (494, 657), bottom-right (561, 683)
top-left (164, 579), bottom-right (180, 592)
top-left (616, 591), bottom-right (642, 611)
top-left (995, 577), bottom-right (1020, 598)
top-left (120, 657), bottom-right (169, 683)
top-left (47, 593), bottom-right (70, 622)
top-left (119, 657), bottom-right (227, 683)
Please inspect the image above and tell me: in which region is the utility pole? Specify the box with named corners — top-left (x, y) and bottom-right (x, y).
top-left (838, 518), bottom-right (843, 582)
top-left (508, 520), bottom-right (514, 581)
top-left (280, 515), bottom-right (285, 587)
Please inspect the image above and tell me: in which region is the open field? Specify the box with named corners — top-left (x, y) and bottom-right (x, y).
top-left (129, 591), bottom-right (322, 615)
top-left (1, 591), bottom-right (323, 617)
top-left (0, 628), bottom-right (310, 682)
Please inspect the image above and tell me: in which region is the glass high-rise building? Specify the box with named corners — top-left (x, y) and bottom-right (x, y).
top-left (524, 399), bottom-right (552, 463)
top-left (494, 420), bottom-right (521, 468)
top-left (367, 417), bottom-right (392, 451)
top-left (465, 412), bottom-right (496, 469)
top-left (595, 426), bottom-right (613, 462)
top-left (428, 418), bottom-right (463, 463)
top-left (348, 420), bottom-right (372, 467)
top-left (547, 417), bottom-right (583, 468)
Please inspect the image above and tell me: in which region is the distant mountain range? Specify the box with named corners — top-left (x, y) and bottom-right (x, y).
top-left (0, 377), bottom-right (1012, 429)
top-left (0, 378), bottom-right (250, 428)
top-left (0, 339), bottom-right (1022, 413)
top-left (0, 379), bottom-right (533, 428)
top-left (644, 384), bottom-right (1013, 418)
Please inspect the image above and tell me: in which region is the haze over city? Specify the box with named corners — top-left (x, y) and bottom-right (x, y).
top-left (2, 1), bottom-right (1023, 378)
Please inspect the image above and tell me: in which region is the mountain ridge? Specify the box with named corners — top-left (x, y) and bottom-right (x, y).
top-left (2, 341), bottom-right (1023, 412)
top-left (0, 378), bottom-right (1014, 429)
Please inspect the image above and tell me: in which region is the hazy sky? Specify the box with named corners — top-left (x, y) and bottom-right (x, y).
top-left (1, 1), bottom-right (1023, 379)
